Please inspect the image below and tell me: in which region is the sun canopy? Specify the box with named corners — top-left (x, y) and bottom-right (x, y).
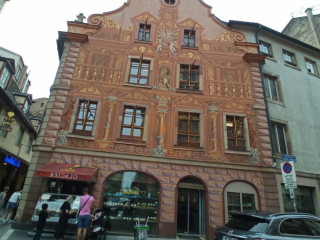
top-left (35, 163), bottom-right (99, 182)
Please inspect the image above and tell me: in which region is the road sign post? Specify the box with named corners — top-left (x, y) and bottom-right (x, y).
top-left (281, 162), bottom-right (297, 212)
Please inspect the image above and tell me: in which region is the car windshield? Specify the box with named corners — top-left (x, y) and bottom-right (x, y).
top-left (226, 214), bottom-right (269, 233)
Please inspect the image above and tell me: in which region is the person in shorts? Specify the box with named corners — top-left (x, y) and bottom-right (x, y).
top-left (3, 190), bottom-right (21, 223)
top-left (77, 188), bottom-right (94, 240)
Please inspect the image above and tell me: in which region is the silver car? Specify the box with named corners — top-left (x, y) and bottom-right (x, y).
top-left (214, 211), bottom-right (320, 240)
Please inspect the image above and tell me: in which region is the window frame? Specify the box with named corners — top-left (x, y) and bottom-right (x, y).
top-left (270, 121), bottom-right (288, 155)
top-left (68, 98), bottom-right (100, 138)
top-left (263, 74), bottom-right (282, 102)
top-left (179, 64), bottom-right (200, 91)
top-left (258, 40), bottom-right (273, 58)
top-left (0, 67), bottom-right (11, 89)
top-left (16, 128), bottom-right (25, 147)
top-left (224, 182), bottom-right (258, 223)
top-left (224, 113), bottom-right (250, 152)
top-left (127, 57), bottom-right (152, 86)
top-left (177, 111), bottom-right (200, 147)
top-left (120, 105), bottom-right (146, 141)
top-left (138, 23), bottom-right (151, 42)
top-left (305, 58), bottom-right (319, 75)
top-left (282, 49), bottom-right (297, 67)
top-left (183, 29), bottom-right (196, 48)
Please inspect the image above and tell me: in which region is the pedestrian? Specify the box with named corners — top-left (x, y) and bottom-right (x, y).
top-left (54, 195), bottom-right (74, 240)
top-left (33, 203), bottom-right (50, 240)
top-left (77, 188), bottom-right (94, 240)
top-left (3, 190), bottom-right (21, 223)
top-left (0, 186), bottom-right (9, 217)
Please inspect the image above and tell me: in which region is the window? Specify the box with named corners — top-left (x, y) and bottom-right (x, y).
top-left (259, 40), bottom-right (273, 58)
top-left (226, 116), bottom-right (246, 151)
top-left (179, 64), bottom-right (200, 90)
top-left (0, 67), bottom-right (11, 89)
top-left (263, 74), bottom-right (279, 101)
top-left (164, 0), bottom-right (175, 5)
top-left (15, 66), bottom-right (22, 82)
top-left (128, 58), bottom-right (151, 85)
top-left (16, 129), bottom-right (25, 146)
top-left (270, 121), bottom-right (287, 155)
top-left (305, 59), bottom-right (318, 75)
top-left (120, 106), bottom-right (146, 141)
top-left (224, 182), bottom-right (258, 222)
top-left (280, 218), bottom-right (320, 236)
top-left (283, 50), bottom-right (297, 66)
top-left (177, 112), bottom-right (200, 147)
top-left (73, 100), bottom-right (97, 135)
top-left (183, 29), bottom-right (195, 47)
top-left (138, 23), bottom-right (151, 42)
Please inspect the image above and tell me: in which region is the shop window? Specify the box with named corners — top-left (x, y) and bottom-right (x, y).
top-left (283, 49), bottom-right (297, 67)
top-left (224, 182), bottom-right (258, 222)
top-left (305, 58), bottom-right (319, 75)
top-left (128, 58), bottom-right (151, 85)
top-left (225, 115), bottom-right (249, 152)
top-left (183, 29), bottom-right (195, 47)
top-left (177, 112), bottom-right (200, 147)
top-left (259, 40), bottom-right (273, 58)
top-left (138, 23), bottom-right (151, 42)
top-left (281, 185), bottom-right (316, 215)
top-left (103, 171), bottom-right (159, 235)
top-left (72, 100), bottom-right (98, 136)
top-left (270, 121), bottom-right (288, 155)
top-left (120, 106), bottom-right (146, 141)
top-left (263, 74), bottom-right (283, 102)
top-left (0, 67), bottom-right (11, 89)
top-left (179, 64), bottom-right (200, 90)
top-left (16, 128), bottom-right (24, 146)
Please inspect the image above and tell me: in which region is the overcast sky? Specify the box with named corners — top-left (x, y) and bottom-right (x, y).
top-left (0, 0), bottom-right (319, 99)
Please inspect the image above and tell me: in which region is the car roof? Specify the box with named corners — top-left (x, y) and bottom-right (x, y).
top-left (232, 211), bottom-right (319, 220)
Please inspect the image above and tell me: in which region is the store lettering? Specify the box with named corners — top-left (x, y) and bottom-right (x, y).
top-left (50, 172), bottom-right (78, 180)
top-left (5, 155), bottom-right (20, 168)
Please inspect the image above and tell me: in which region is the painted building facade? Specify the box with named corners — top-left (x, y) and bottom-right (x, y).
top-left (17, 0), bottom-right (279, 238)
top-left (229, 20), bottom-right (320, 217)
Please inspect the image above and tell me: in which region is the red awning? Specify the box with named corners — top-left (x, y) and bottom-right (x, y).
top-left (35, 163), bottom-right (99, 182)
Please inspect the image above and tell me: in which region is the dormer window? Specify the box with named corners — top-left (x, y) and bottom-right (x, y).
top-left (138, 22), bottom-right (151, 42)
top-left (164, 0), bottom-right (175, 5)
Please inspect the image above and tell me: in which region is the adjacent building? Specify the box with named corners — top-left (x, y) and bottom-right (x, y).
top-left (17, 0), bottom-right (279, 238)
top-left (0, 47), bottom-right (38, 198)
top-left (229, 18), bottom-right (320, 216)
top-left (0, 0), bottom-right (9, 13)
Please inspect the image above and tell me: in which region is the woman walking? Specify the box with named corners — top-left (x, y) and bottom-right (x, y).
top-left (54, 195), bottom-right (74, 240)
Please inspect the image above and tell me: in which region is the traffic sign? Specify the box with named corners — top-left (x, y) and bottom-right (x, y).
top-left (281, 154), bottom-right (296, 162)
top-left (281, 162), bottom-right (297, 189)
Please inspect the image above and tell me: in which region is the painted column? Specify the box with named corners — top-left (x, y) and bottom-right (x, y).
top-left (102, 96), bottom-right (118, 141)
top-left (208, 106), bottom-right (218, 151)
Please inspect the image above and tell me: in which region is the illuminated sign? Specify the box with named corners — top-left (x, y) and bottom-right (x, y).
top-left (5, 155), bottom-right (20, 168)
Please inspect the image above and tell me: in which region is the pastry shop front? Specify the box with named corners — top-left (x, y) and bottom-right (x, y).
top-left (103, 171), bottom-right (159, 235)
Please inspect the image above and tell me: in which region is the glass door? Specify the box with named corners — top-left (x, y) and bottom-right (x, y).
top-left (177, 188), bottom-right (206, 236)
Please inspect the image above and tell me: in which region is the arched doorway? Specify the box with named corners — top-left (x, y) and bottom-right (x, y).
top-left (177, 177), bottom-right (206, 238)
top-left (103, 171), bottom-right (160, 235)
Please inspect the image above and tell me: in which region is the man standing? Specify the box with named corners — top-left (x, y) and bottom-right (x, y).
top-left (3, 190), bottom-right (21, 223)
top-left (77, 188), bottom-right (94, 240)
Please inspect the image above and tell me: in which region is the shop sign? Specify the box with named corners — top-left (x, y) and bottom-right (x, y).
top-left (281, 162), bottom-right (297, 189)
top-left (49, 172), bottom-right (79, 180)
top-left (5, 155), bottom-right (21, 168)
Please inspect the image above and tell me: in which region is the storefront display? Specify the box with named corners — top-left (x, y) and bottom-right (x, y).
top-left (103, 171), bottom-right (159, 235)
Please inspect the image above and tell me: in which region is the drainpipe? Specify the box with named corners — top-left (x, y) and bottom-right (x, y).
top-left (255, 24), bottom-right (276, 166)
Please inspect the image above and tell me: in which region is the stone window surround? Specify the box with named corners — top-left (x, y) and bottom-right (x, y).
top-left (262, 72), bottom-right (285, 104)
top-left (258, 39), bottom-right (274, 58)
top-left (224, 181), bottom-right (259, 224)
top-left (68, 97), bottom-right (101, 140)
top-left (223, 112), bottom-right (250, 153)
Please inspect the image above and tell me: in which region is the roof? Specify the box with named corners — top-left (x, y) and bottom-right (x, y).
top-left (233, 211), bottom-right (320, 220)
top-left (226, 20), bottom-right (320, 54)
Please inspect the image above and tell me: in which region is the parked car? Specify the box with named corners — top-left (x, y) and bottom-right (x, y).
top-left (214, 211), bottom-right (320, 240)
top-left (31, 193), bottom-right (81, 235)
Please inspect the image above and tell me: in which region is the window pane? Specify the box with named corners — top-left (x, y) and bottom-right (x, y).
top-left (139, 77), bottom-right (148, 85)
top-left (242, 193), bottom-right (255, 211)
top-left (263, 77), bottom-right (271, 99)
top-left (277, 125), bottom-right (287, 154)
top-left (227, 192), bottom-right (241, 220)
top-left (129, 76), bottom-right (138, 84)
top-left (134, 115), bottom-right (144, 127)
top-left (123, 114), bottom-right (133, 125)
top-left (270, 122), bottom-right (279, 154)
top-left (178, 134), bottom-right (187, 143)
top-left (133, 128), bottom-right (142, 137)
top-left (121, 127), bottom-right (131, 136)
top-left (269, 78), bottom-right (278, 101)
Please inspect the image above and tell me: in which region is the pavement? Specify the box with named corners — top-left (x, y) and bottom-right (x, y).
top-left (0, 216), bottom-right (179, 240)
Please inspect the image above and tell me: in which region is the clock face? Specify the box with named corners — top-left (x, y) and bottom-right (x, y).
top-left (160, 29), bottom-right (175, 43)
